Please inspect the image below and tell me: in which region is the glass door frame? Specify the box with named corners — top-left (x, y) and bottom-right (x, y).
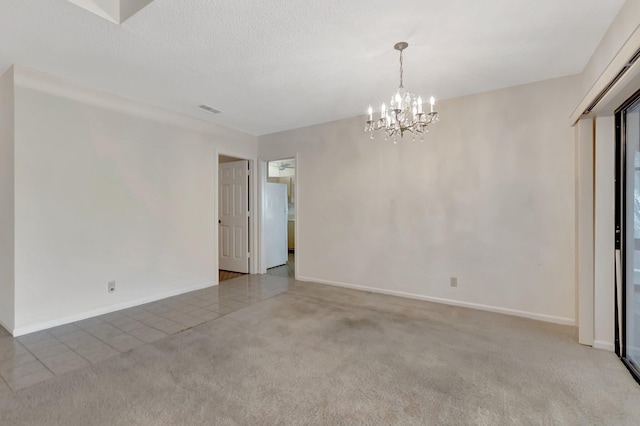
top-left (615, 88), bottom-right (640, 384)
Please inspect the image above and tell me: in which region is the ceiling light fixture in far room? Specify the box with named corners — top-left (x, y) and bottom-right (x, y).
top-left (365, 42), bottom-right (439, 144)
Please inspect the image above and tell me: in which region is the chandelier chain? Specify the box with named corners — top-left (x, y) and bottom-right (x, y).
top-left (399, 50), bottom-right (404, 89)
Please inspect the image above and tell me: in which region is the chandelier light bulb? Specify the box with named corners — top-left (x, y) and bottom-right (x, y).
top-left (368, 105), bottom-right (373, 121)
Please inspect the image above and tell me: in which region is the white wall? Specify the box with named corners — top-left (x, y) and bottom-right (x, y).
top-left (580, 0), bottom-right (640, 102)
top-left (259, 75), bottom-right (580, 325)
top-left (571, 0), bottom-right (640, 123)
top-left (0, 67), bottom-right (15, 331)
top-left (11, 68), bottom-right (257, 335)
top-left (594, 116), bottom-right (615, 351)
top-left (575, 118), bottom-right (595, 345)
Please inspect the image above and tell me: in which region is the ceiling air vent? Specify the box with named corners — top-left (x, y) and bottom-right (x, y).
top-left (198, 105), bottom-right (221, 114)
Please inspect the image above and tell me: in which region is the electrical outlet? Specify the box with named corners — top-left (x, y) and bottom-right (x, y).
top-left (108, 280), bottom-right (116, 293)
top-left (450, 277), bottom-right (458, 287)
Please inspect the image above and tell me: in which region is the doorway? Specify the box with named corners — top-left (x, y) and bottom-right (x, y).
top-left (218, 154), bottom-right (252, 282)
top-left (265, 158), bottom-right (295, 278)
top-left (615, 89), bottom-right (640, 383)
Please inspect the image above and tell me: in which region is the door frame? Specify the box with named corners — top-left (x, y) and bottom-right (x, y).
top-left (259, 154), bottom-right (298, 279)
top-left (215, 151), bottom-right (259, 280)
top-left (615, 88), bottom-right (640, 384)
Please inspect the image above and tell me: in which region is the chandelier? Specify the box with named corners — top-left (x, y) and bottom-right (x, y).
top-left (365, 42), bottom-right (439, 143)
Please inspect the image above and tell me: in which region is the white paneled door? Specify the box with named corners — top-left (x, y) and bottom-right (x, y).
top-left (219, 160), bottom-right (249, 273)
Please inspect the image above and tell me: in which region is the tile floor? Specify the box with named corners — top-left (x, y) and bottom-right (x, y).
top-left (266, 252), bottom-right (295, 278)
top-left (0, 274), bottom-right (293, 392)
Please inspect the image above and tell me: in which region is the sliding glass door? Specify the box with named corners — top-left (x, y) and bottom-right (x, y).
top-left (617, 92), bottom-right (640, 382)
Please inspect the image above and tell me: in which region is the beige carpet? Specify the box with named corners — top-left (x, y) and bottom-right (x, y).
top-left (1, 280), bottom-right (639, 425)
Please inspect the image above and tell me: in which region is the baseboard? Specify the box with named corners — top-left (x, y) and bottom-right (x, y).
top-left (11, 281), bottom-right (217, 337)
top-left (296, 275), bottom-right (576, 326)
top-left (593, 340), bottom-right (615, 352)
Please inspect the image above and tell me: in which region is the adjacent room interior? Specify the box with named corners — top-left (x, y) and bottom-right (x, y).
top-left (1, 0), bottom-right (640, 424)
top-left (265, 158), bottom-right (295, 279)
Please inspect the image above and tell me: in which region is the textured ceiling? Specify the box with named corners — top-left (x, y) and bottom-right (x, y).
top-left (0, 0), bottom-right (626, 135)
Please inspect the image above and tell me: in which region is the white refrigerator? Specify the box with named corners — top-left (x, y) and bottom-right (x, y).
top-left (264, 183), bottom-right (288, 268)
